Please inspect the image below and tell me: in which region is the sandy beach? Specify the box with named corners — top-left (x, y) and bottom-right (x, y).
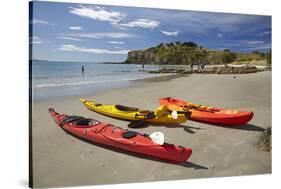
top-left (31, 71), bottom-right (272, 188)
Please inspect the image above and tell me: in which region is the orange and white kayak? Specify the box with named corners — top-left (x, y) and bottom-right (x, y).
top-left (160, 97), bottom-right (254, 126)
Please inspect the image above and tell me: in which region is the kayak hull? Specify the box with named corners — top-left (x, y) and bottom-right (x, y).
top-left (79, 98), bottom-right (188, 124)
top-left (49, 109), bottom-right (192, 162)
top-left (160, 97), bottom-right (254, 125)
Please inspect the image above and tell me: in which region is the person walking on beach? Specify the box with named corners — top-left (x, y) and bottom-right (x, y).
top-left (82, 65), bottom-right (85, 74)
top-left (201, 64), bottom-right (205, 70)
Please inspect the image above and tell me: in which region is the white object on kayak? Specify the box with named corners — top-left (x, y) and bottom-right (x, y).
top-left (171, 110), bottom-right (178, 119)
top-left (149, 132), bottom-right (165, 145)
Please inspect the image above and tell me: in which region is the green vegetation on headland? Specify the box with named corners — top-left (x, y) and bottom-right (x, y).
top-left (125, 41), bottom-right (271, 66)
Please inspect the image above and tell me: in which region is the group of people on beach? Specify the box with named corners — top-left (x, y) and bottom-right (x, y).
top-left (191, 63), bottom-right (205, 70)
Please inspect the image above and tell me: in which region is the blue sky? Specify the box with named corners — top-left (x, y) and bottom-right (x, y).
top-left (30, 1), bottom-right (272, 62)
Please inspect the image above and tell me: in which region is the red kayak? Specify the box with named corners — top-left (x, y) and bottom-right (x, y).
top-left (159, 97), bottom-right (254, 126)
top-left (49, 108), bottom-right (192, 163)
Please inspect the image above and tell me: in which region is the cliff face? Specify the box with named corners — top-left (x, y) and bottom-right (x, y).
top-left (126, 49), bottom-right (159, 64)
top-left (124, 42), bottom-right (267, 65)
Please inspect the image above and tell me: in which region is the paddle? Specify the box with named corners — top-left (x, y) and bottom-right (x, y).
top-left (128, 112), bottom-right (155, 128)
top-left (149, 132), bottom-right (164, 145)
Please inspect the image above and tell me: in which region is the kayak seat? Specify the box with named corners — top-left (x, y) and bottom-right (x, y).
top-left (122, 131), bottom-right (138, 139)
top-left (177, 111), bottom-right (192, 118)
top-left (115, 105), bottom-right (139, 112)
top-left (60, 116), bottom-right (85, 126)
top-left (75, 119), bottom-right (100, 127)
top-left (143, 133), bottom-right (149, 137)
top-left (146, 112), bottom-right (156, 119)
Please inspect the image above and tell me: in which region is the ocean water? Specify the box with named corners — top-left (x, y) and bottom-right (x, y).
top-left (31, 60), bottom-right (164, 101)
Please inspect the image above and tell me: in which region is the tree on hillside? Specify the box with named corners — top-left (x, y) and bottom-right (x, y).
top-left (166, 42), bottom-right (174, 47)
top-left (252, 50), bottom-right (260, 54)
top-left (251, 50), bottom-right (266, 59)
top-left (221, 50), bottom-right (236, 64)
top-left (157, 43), bottom-right (164, 48)
top-left (183, 42), bottom-right (197, 48)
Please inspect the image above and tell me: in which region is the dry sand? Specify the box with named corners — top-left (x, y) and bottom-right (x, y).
top-left (31, 71), bottom-right (272, 188)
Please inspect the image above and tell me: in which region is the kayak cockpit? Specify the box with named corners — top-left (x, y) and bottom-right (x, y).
top-left (115, 104), bottom-right (140, 112)
top-left (61, 116), bottom-right (100, 127)
top-left (75, 119), bottom-right (100, 127)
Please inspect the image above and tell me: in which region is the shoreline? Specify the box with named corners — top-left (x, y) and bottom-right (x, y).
top-left (32, 71), bottom-right (272, 188)
top-left (33, 66), bottom-right (270, 103)
top-left (32, 73), bottom-right (182, 103)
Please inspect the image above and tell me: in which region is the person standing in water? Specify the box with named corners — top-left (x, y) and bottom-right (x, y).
top-left (81, 65), bottom-right (85, 80)
top-left (81, 65), bottom-right (85, 73)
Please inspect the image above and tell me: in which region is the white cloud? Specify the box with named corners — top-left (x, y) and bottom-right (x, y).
top-left (68, 5), bottom-right (161, 30)
top-left (30, 36), bottom-right (43, 44)
top-left (69, 5), bottom-right (125, 24)
top-left (225, 43), bottom-right (240, 47)
top-left (69, 26), bottom-right (83, 31)
top-left (108, 41), bottom-right (124, 45)
top-left (241, 43), bottom-right (271, 50)
top-left (63, 32), bottom-right (136, 39)
top-left (59, 44), bottom-right (130, 54)
top-left (154, 11), bottom-right (269, 34)
top-left (160, 30), bottom-right (179, 36)
top-left (31, 36), bottom-right (40, 40)
top-left (230, 40), bottom-right (271, 51)
top-left (120, 19), bottom-right (160, 29)
top-left (246, 40), bottom-right (265, 45)
top-left (217, 33), bottom-right (223, 38)
top-left (31, 19), bottom-right (57, 26)
top-left (258, 31), bottom-right (271, 36)
top-left (31, 19), bottom-right (48, 25)
top-left (240, 40), bottom-right (271, 50)
top-left (58, 36), bottom-right (83, 41)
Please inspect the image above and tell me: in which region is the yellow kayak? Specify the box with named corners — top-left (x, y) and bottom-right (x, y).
top-left (79, 98), bottom-right (189, 124)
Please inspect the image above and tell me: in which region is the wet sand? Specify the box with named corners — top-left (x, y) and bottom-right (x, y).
top-left (31, 71), bottom-right (272, 188)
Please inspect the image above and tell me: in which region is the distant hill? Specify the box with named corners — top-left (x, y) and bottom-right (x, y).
top-left (125, 41), bottom-right (271, 65)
